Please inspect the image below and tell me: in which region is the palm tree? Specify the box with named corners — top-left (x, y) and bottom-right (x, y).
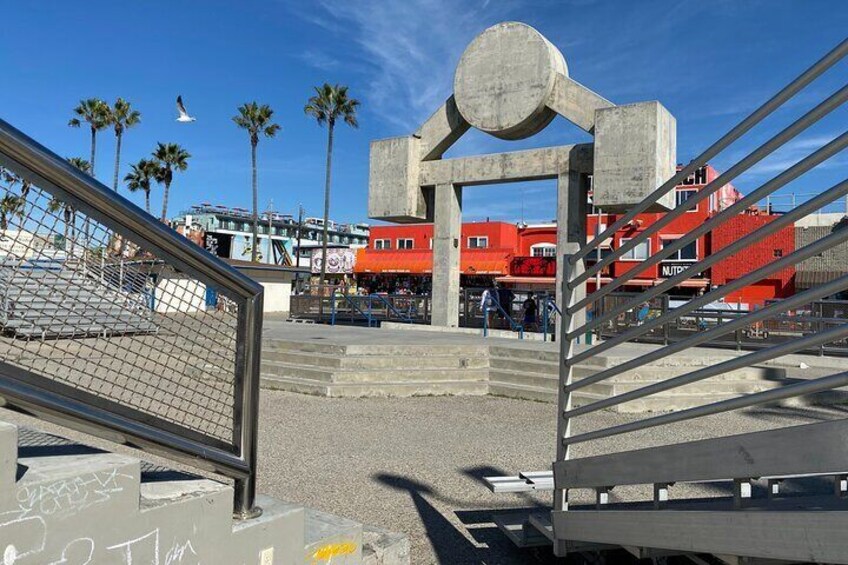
top-left (233, 102), bottom-right (281, 263)
top-left (68, 99), bottom-right (109, 176)
top-left (152, 143), bottom-right (190, 222)
top-left (304, 83), bottom-right (360, 286)
top-left (62, 157), bottom-right (91, 255)
top-left (124, 158), bottom-right (158, 214)
top-left (107, 98), bottom-right (141, 193)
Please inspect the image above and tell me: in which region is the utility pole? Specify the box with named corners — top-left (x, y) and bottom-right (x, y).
top-left (296, 204), bottom-right (304, 293)
top-left (266, 200), bottom-right (274, 265)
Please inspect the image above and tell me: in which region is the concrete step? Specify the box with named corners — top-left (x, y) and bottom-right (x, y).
top-left (489, 345), bottom-right (559, 364)
top-left (262, 374), bottom-right (489, 398)
top-left (305, 508), bottom-right (363, 564)
top-left (362, 525), bottom-right (411, 564)
top-left (263, 338), bottom-right (488, 358)
top-left (489, 381), bottom-right (558, 403)
top-left (261, 360), bottom-right (489, 384)
top-left (489, 356), bottom-right (558, 376)
top-left (579, 377), bottom-right (788, 398)
top-left (265, 349), bottom-right (488, 370)
top-left (490, 369), bottom-right (559, 391)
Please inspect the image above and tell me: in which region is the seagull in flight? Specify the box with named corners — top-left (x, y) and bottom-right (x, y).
top-left (176, 95), bottom-right (196, 122)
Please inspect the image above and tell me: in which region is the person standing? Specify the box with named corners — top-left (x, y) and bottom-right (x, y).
top-left (522, 292), bottom-right (538, 332)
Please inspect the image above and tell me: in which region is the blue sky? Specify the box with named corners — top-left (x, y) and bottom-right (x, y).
top-left (1, 1), bottom-right (846, 224)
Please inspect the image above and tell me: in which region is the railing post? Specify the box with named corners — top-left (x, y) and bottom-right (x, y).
top-left (233, 290), bottom-right (263, 519)
top-left (555, 257), bottom-right (580, 508)
top-left (330, 292), bottom-right (337, 326)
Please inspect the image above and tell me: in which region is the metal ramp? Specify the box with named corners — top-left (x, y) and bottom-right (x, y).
top-left (0, 260), bottom-right (157, 338)
top-left (486, 37), bottom-right (848, 562)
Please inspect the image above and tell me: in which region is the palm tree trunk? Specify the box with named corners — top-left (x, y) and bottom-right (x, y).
top-left (112, 132), bottom-right (122, 192)
top-left (319, 123), bottom-right (334, 288)
top-left (145, 189), bottom-right (150, 214)
top-left (251, 141), bottom-right (258, 263)
top-left (161, 179), bottom-right (171, 222)
top-left (89, 127), bottom-right (96, 176)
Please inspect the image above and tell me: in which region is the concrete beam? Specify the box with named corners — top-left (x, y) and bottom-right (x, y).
top-left (547, 74), bottom-right (614, 133)
top-left (420, 144), bottom-right (594, 187)
top-left (431, 183), bottom-right (462, 327)
top-left (415, 96), bottom-right (470, 161)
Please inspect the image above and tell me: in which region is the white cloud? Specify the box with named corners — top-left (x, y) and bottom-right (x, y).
top-left (290, 0), bottom-right (515, 132)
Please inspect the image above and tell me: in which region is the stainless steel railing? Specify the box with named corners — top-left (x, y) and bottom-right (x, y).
top-left (554, 35), bottom-right (848, 527)
top-left (0, 119), bottom-right (264, 519)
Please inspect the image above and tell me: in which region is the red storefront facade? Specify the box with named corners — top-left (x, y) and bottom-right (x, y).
top-left (355, 165), bottom-right (797, 306)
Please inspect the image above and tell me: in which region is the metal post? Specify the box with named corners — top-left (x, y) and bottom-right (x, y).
top-left (330, 292), bottom-right (336, 326)
top-left (555, 257), bottom-right (578, 525)
top-left (233, 291), bottom-right (263, 519)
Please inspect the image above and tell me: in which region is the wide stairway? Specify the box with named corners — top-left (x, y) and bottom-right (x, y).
top-left (0, 420), bottom-right (408, 564)
top-left (260, 338), bottom-right (489, 398)
top-left (0, 262), bottom-right (157, 339)
top-left (488, 344), bottom-right (791, 411)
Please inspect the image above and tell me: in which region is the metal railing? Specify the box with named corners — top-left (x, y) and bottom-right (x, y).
top-left (597, 294), bottom-right (848, 356)
top-left (482, 298), bottom-right (524, 339)
top-left (0, 119), bottom-right (264, 519)
top-left (552, 37), bottom-right (848, 558)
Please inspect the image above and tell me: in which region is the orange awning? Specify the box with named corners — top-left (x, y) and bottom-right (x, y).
top-left (354, 249), bottom-right (511, 275)
top-left (355, 250), bottom-right (432, 274)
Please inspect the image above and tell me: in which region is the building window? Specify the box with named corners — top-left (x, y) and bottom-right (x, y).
top-left (660, 237), bottom-right (697, 261)
top-left (774, 248), bottom-right (783, 258)
top-left (374, 239), bottom-right (391, 250)
top-left (531, 243), bottom-right (556, 257)
top-left (676, 188), bottom-right (699, 212)
top-left (397, 238), bottom-right (414, 250)
top-left (620, 238), bottom-right (650, 261)
top-left (468, 236), bottom-right (488, 249)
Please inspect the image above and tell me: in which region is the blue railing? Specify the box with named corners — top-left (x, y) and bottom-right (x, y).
top-left (482, 299), bottom-right (524, 339)
top-left (542, 296), bottom-right (562, 342)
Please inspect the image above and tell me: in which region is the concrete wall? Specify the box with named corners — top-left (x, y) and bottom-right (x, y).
top-left (262, 281), bottom-right (292, 313)
top-left (154, 276), bottom-right (207, 313)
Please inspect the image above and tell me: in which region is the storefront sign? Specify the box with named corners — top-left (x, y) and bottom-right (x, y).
top-left (660, 261), bottom-right (700, 278)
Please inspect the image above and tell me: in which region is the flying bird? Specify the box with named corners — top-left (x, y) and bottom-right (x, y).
top-left (176, 95), bottom-right (196, 122)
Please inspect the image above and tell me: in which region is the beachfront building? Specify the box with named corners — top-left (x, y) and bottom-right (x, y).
top-left (172, 204), bottom-right (370, 270)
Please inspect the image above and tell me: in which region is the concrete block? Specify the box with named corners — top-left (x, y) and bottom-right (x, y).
top-left (362, 525), bottom-right (410, 565)
top-left (305, 508), bottom-right (363, 564)
top-left (368, 136), bottom-right (426, 223)
top-left (593, 101), bottom-right (677, 212)
top-left (0, 422), bottom-right (16, 507)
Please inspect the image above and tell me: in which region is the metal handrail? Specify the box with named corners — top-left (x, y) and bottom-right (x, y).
top-left (330, 291), bottom-right (373, 326)
top-left (483, 298), bottom-right (524, 339)
top-left (0, 118), bottom-right (264, 519)
top-left (369, 293), bottom-right (414, 323)
top-left (542, 296), bottom-right (562, 342)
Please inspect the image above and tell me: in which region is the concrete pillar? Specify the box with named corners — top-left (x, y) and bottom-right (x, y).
top-left (431, 183), bottom-right (462, 327)
top-left (555, 170), bottom-right (587, 337)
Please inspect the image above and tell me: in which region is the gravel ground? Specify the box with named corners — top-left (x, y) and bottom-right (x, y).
top-left (3, 392), bottom-right (846, 564)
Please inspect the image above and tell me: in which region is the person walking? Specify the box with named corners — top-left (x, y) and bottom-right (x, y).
top-left (480, 286), bottom-right (496, 329)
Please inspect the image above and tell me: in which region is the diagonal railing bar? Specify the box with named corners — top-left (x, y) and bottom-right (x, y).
top-left (569, 131), bottom-right (848, 314)
top-left (567, 176), bottom-right (848, 343)
top-left (571, 84), bottom-right (848, 293)
top-left (571, 38), bottom-right (848, 267)
top-left (566, 218), bottom-right (848, 369)
top-left (562, 368), bottom-right (848, 447)
top-left (565, 321), bottom-right (848, 418)
top-left (370, 293), bottom-right (414, 323)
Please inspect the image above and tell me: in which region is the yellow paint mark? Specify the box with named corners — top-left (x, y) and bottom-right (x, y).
top-left (311, 542), bottom-right (357, 562)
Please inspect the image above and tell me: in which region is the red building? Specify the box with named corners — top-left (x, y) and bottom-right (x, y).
top-left (354, 165), bottom-right (796, 306)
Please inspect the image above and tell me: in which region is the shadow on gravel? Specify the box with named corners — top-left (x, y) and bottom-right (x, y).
top-left (374, 472), bottom-right (602, 564)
